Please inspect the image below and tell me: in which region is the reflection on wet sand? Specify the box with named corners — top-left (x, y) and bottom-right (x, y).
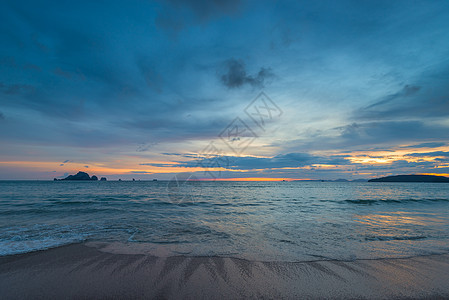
top-left (1, 243), bottom-right (448, 299)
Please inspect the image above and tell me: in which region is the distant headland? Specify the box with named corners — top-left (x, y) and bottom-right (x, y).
top-left (54, 171), bottom-right (106, 181)
top-left (368, 174), bottom-right (449, 183)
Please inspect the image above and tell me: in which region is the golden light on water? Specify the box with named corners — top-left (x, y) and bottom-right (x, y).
top-left (354, 212), bottom-right (442, 227)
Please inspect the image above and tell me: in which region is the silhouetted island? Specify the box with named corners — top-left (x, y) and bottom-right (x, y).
top-left (368, 174), bottom-right (449, 183)
top-left (54, 171), bottom-right (102, 181)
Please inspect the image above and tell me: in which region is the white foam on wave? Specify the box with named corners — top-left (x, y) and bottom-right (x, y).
top-left (0, 224), bottom-right (94, 256)
top-left (0, 236), bottom-right (86, 256)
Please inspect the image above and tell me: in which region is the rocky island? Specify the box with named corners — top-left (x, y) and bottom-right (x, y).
top-left (54, 171), bottom-right (103, 181)
top-left (368, 174), bottom-right (449, 182)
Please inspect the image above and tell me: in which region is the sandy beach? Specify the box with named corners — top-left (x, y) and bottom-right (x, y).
top-left (0, 243), bottom-right (448, 299)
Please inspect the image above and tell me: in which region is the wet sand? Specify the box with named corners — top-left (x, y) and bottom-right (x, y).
top-left (1, 243), bottom-right (448, 299)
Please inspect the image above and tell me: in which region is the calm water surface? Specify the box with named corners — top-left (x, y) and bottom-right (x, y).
top-left (1, 181), bottom-right (448, 261)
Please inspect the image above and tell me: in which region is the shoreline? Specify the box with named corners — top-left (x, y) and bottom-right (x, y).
top-left (3, 240), bottom-right (449, 263)
top-left (1, 243), bottom-right (448, 299)
top-left (4, 239), bottom-right (449, 262)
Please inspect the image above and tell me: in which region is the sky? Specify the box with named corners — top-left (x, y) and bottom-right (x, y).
top-left (1, 0), bottom-right (449, 180)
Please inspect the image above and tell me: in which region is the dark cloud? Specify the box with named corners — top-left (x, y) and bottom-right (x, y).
top-left (338, 123), bottom-right (360, 139)
top-left (156, 0), bottom-right (243, 34)
top-left (284, 119), bottom-right (449, 154)
top-left (353, 159), bottom-right (437, 171)
top-left (136, 142), bottom-right (158, 152)
top-left (0, 56), bottom-right (17, 68)
top-left (136, 57), bottom-right (163, 93)
top-left (405, 151), bottom-right (449, 158)
top-left (219, 59), bottom-right (274, 89)
top-left (0, 111), bottom-right (4, 120)
top-left (140, 163), bottom-right (178, 167)
top-left (53, 67), bottom-right (85, 81)
top-left (340, 121), bottom-right (449, 146)
top-left (401, 142), bottom-right (446, 149)
top-left (221, 153), bottom-right (349, 170)
top-left (23, 63), bottom-right (41, 71)
top-left (0, 82), bottom-right (36, 95)
top-left (355, 70), bottom-right (449, 121)
top-left (364, 85), bottom-right (421, 110)
top-left (143, 152), bottom-right (351, 171)
top-left (167, 0), bottom-right (242, 20)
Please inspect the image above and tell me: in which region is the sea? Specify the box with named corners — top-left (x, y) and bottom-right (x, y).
top-left (1, 180), bottom-right (449, 261)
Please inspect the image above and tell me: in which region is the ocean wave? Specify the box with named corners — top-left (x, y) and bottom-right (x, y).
top-left (0, 238), bottom-right (85, 256)
top-left (364, 235), bottom-right (427, 241)
top-left (0, 223), bottom-right (115, 256)
top-left (0, 226), bottom-right (89, 256)
top-left (344, 198), bottom-right (449, 205)
top-left (47, 200), bottom-right (97, 205)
